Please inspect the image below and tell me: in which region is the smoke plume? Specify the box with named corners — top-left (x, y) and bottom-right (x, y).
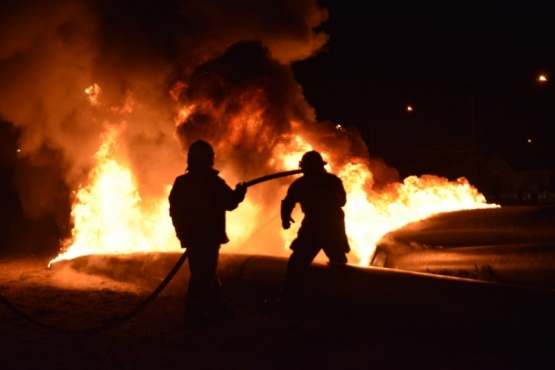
top-left (0, 0), bottom-right (401, 255)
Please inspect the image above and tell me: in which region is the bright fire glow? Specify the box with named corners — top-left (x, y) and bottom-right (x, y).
top-left (49, 84), bottom-right (497, 267)
top-left (49, 128), bottom-right (179, 266)
top-left (85, 84), bottom-right (101, 106)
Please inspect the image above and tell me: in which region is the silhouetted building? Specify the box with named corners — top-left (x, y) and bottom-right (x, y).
top-left (480, 149), bottom-right (554, 203)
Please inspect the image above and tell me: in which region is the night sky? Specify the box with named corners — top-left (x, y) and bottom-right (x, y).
top-left (293, 1), bottom-right (555, 169)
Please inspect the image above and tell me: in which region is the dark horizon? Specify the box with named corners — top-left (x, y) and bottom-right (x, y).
top-left (292, 0), bottom-right (555, 176)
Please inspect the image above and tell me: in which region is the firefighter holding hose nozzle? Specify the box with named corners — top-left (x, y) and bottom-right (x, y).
top-left (273, 150), bottom-right (350, 309)
top-left (169, 139), bottom-right (247, 329)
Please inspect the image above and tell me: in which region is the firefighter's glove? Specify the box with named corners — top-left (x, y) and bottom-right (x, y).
top-left (282, 216), bottom-right (294, 230)
top-left (235, 182), bottom-right (247, 201)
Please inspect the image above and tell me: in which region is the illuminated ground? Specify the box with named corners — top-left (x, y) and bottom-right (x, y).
top-left (1, 206), bottom-right (555, 369)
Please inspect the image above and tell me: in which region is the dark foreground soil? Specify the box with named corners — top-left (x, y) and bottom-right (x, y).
top-left (0, 255), bottom-right (554, 370)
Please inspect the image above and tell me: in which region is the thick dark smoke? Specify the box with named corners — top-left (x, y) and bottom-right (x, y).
top-left (175, 40), bottom-right (398, 188)
top-left (0, 0), bottom-right (397, 254)
top-left (177, 41), bottom-right (315, 177)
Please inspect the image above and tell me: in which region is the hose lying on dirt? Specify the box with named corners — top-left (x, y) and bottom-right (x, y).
top-left (0, 169), bottom-right (303, 335)
top-left (0, 250), bottom-right (189, 336)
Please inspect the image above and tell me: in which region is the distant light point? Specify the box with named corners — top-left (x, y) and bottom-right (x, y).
top-left (406, 105), bottom-right (413, 112)
top-left (538, 74), bottom-right (548, 82)
top-left (527, 139), bottom-right (533, 144)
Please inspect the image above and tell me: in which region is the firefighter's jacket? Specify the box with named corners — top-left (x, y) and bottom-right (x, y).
top-left (169, 167), bottom-right (243, 248)
top-left (281, 170), bottom-right (350, 252)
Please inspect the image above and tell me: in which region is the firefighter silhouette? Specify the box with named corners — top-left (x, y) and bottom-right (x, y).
top-left (279, 150), bottom-right (350, 306)
top-left (169, 139), bottom-right (247, 329)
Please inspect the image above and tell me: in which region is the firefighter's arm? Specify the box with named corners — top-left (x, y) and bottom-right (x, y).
top-left (224, 181), bottom-right (247, 211)
top-left (234, 182), bottom-right (247, 202)
top-left (280, 198), bottom-right (295, 230)
top-left (338, 178), bottom-right (347, 207)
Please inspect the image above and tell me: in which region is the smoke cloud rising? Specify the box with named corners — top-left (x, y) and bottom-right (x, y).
top-left (0, 0), bottom-right (400, 255)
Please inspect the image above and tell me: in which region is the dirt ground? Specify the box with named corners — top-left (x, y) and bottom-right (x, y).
top-left (1, 255), bottom-right (554, 370)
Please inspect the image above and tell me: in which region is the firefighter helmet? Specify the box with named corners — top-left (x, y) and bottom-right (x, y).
top-left (299, 151), bottom-right (327, 171)
top-left (187, 140), bottom-right (215, 168)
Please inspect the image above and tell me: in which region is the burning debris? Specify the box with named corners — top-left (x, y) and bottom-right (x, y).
top-left (0, 0), bottom-right (495, 267)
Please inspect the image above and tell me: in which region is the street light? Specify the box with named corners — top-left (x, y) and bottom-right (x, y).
top-left (538, 74), bottom-right (548, 83)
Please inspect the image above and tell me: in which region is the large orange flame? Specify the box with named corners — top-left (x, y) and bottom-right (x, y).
top-left (49, 85), bottom-right (497, 267)
top-left (49, 127), bottom-right (179, 266)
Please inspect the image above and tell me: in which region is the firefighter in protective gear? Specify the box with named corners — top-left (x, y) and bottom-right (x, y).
top-left (279, 150), bottom-right (350, 305)
top-left (169, 139), bottom-right (247, 328)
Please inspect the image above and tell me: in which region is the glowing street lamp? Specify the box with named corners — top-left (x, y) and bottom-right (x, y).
top-left (538, 74), bottom-right (548, 83)
top-left (406, 105), bottom-right (413, 112)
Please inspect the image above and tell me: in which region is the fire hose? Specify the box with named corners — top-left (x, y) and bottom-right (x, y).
top-left (0, 169), bottom-right (303, 335)
top-left (243, 169), bottom-right (302, 187)
top-left (0, 250), bottom-right (189, 336)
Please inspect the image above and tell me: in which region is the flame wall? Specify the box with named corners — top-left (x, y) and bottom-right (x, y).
top-left (0, 0), bottom-right (331, 220)
top-left (0, 1), bottom-right (495, 264)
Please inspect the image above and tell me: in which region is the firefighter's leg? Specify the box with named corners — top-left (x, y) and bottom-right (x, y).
top-left (281, 238), bottom-right (320, 305)
top-left (208, 265), bottom-right (234, 322)
top-left (323, 224), bottom-right (350, 264)
top-left (208, 283), bottom-right (234, 322)
top-left (184, 245), bottom-right (219, 328)
top-left (323, 246), bottom-right (348, 264)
